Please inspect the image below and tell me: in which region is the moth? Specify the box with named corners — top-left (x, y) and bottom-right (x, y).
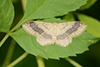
top-left (22, 21), bottom-right (87, 47)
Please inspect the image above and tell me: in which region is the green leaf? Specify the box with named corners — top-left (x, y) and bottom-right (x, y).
top-left (23, 0), bottom-right (87, 20)
top-left (38, 18), bottom-right (67, 23)
top-left (10, 19), bottom-right (98, 59)
top-left (11, 0), bottom-right (87, 32)
top-left (79, 0), bottom-right (97, 10)
top-left (76, 13), bottom-right (100, 37)
top-left (63, 12), bottom-right (75, 21)
top-left (0, 0), bottom-right (14, 33)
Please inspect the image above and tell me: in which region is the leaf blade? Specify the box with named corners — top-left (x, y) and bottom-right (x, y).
top-left (10, 0), bottom-right (87, 32)
top-left (11, 19), bottom-right (99, 59)
top-left (0, 0), bottom-right (14, 33)
top-left (79, 0), bottom-right (97, 10)
top-left (23, 0), bottom-right (87, 20)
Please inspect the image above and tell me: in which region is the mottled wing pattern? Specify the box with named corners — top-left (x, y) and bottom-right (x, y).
top-left (22, 21), bottom-right (44, 37)
top-left (59, 21), bottom-right (87, 38)
top-left (55, 24), bottom-right (72, 47)
top-left (22, 21), bottom-right (53, 46)
top-left (56, 21), bottom-right (87, 47)
top-left (22, 21), bottom-right (87, 47)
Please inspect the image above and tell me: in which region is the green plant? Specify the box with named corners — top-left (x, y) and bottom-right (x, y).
top-left (0, 0), bottom-right (100, 67)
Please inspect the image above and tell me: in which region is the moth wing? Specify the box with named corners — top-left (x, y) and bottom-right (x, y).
top-left (37, 32), bottom-right (53, 46)
top-left (56, 33), bottom-right (72, 47)
top-left (22, 21), bottom-right (53, 46)
top-left (22, 21), bottom-right (51, 37)
top-left (55, 24), bottom-right (72, 47)
top-left (58, 21), bottom-right (87, 38)
top-left (55, 21), bottom-right (87, 47)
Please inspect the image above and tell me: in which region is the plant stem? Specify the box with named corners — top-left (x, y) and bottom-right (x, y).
top-left (21, 0), bottom-right (27, 11)
top-left (6, 52), bottom-right (28, 67)
top-left (36, 56), bottom-right (45, 67)
top-left (2, 39), bottom-right (16, 67)
top-left (65, 58), bottom-right (83, 67)
top-left (0, 33), bottom-right (10, 47)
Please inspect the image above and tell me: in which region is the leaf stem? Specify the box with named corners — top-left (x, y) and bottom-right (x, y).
top-left (36, 56), bottom-right (45, 67)
top-left (21, 0), bottom-right (27, 11)
top-left (65, 58), bottom-right (83, 67)
top-left (0, 33), bottom-right (10, 47)
top-left (2, 39), bottom-right (16, 67)
top-left (6, 52), bottom-right (28, 67)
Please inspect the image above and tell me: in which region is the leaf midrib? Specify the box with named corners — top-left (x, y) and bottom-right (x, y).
top-left (24, 0), bottom-right (46, 20)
